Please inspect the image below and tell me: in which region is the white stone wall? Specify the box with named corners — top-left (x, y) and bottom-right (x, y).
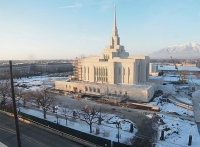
top-left (55, 81), bottom-right (156, 102)
top-left (149, 76), bottom-right (164, 85)
top-left (79, 56), bottom-right (150, 86)
top-left (150, 63), bottom-right (158, 73)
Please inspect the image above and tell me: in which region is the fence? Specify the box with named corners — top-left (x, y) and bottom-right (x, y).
top-left (0, 105), bottom-right (14, 113)
top-left (0, 106), bottom-right (131, 147)
top-left (113, 142), bottom-right (131, 147)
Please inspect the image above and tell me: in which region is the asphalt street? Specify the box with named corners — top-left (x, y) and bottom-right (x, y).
top-left (0, 112), bottom-right (83, 147)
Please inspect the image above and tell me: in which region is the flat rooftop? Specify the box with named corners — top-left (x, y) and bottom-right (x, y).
top-left (158, 65), bottom-right (200, 71)
top-left (56, 79), bottom-right (155, 90)
top-left (149, 76), bottom-right (163, 79)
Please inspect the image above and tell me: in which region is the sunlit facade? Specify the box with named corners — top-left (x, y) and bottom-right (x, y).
top-left (55, 6), bottom-right (156, 102)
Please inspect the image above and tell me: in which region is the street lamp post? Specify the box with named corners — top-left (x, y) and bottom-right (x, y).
top-left (116, 120), bottom-right (121, 143)
top-left (55, 105), bottom-right (58, 124)
top-left (64, 108), bottom-right (68, 126)
top-left (56, 112), bottom-right (58, 124)
top-left (65, 114), bottom-right (67, 126)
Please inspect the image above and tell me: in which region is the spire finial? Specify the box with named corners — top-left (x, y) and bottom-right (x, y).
top-left (114, 4), bottom-right (116, 28)
top-left (110, 4), bottom-right (120, 47)
top-left (112, 4), bottom-right (118, 36)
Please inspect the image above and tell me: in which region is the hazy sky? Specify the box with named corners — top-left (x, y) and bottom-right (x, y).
top-left (0, 0), bottom-right (200, 60)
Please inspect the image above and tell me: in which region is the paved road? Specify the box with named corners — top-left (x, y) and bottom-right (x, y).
top-left (0, 112), bottom-right (84, 147)
top-left (55, 95), bottom-right (195, 121)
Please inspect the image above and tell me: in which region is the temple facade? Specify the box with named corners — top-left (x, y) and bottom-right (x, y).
top-left (55, 6), bottom-right (156, 102)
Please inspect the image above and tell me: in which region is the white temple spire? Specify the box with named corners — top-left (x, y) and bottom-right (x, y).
top-left (112, 4), bottom-right (118, 36)
top-left (109, 4), bottom-right (120, 48)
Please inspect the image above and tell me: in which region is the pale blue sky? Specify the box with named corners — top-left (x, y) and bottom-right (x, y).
top-left (0, 0), bottom-right (200, 60)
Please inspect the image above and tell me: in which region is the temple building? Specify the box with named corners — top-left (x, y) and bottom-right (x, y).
top-left (55, 6), bottom-right (156, 102)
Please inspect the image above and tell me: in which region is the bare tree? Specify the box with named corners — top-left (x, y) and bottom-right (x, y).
top-left (0, 80), bottom-right (10, 96)
top-left (62, 104), bottom-right (72, 126)
top-left (0, 80), bottom-right (10, 105)
top-left (29, 88), bottom-right (56, 119)
top-left (0, 79), bottom-right (25, 106)
top-left (76, 106), bottom-right (101, 133)
top-left (20, 92), bottom-right (31, 107)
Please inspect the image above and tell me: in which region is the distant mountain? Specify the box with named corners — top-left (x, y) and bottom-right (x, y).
top-left (149, 42), bottom-right (200, 59)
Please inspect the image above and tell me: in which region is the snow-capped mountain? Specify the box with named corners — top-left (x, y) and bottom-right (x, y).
top-left (149, 42), bottom-right (200, 59)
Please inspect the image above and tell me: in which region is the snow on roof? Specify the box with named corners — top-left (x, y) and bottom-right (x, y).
top-left (158, 66), bottom-right (200, 71)
top-left (149, 76), bottom-right (163, 79)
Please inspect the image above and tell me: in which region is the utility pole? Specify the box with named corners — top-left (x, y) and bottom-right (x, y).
top-left (9, 60), bottom-right (21, 147)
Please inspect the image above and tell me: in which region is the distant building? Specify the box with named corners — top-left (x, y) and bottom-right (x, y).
top-left (33, 62), bottom-right (73, 73)
top-left (158, 65), bottom-right (200, 73)
top-left (55, 6), bottom-right (156, 102)
top-left (180, 63), bottom-right (196, 67)
top-left (150, 62), bottom-right (200, 73)
top-left (0, 63), bottom-right (33, 78)
top-left (149, 63), bottom-right (159, 73)
top-left (149, 63), bottom-right (164, 84)
top-left (0, 62), bottom-right (73, 78)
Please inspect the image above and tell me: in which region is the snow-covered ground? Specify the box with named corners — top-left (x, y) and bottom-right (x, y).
top-left (146, 114), bottom-right (200, 147)
top-left (1, 74), bottom-right (200, 146)
top-left (19, 106), bottom-right (137, 145)
top-left (149, 73), bottom-right (200, 146)
top-left (154, 76), bottom-right (195, 117)
top-left (13, 75), bottom-right (66, 91)
top-left (175, 96), bottom-right (192, 105)
top-left (149, 96), bottom-right (193, 117)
